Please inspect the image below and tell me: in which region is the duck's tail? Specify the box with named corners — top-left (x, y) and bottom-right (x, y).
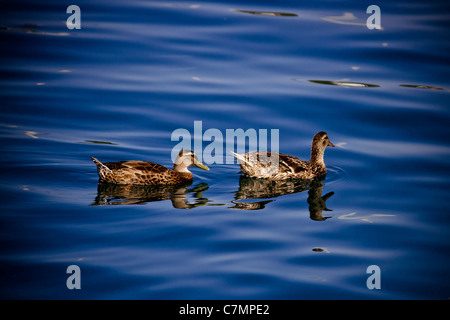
top-left (91, 156), bottom-right (111, 178)
top-left (230, 151), bottom-right (248, 166)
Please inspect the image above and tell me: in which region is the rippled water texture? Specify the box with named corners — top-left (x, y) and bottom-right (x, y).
top-left (1, 0), bottom-right (449, 299)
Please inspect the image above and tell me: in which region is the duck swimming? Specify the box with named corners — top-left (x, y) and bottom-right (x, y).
top-left (91, 150), bottom-right (209, 185)
top-left (232, 131), bottom-right (334, 180)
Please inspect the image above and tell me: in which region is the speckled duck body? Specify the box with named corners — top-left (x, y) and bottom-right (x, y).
top-left (232, 131), bottom-right (335, 180)
top-left (91, 150), bottom-right (209, 186)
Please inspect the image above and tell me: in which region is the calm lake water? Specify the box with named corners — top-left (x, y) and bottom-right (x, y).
top-left (1, 0), bottom-right (449, 299)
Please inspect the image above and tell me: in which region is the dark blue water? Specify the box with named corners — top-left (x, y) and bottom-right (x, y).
top-left (1, 0), bottom-right (449, 299)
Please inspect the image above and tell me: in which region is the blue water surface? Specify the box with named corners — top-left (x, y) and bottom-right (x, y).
top-left (1, 0), bottom-right (449, 299)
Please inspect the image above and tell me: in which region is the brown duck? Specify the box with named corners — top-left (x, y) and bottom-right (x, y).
top-left (232, 131), bottom-right (335, 180)
top-left (91, 150), bottom-right (209, 185)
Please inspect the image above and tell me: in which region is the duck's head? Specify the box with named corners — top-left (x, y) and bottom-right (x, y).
top-left (313, 131), bottom-right (335, 149)
top-left (310, 131), bottom-right (334, 164)
top-left (173, 150), bottom-right (210, 172)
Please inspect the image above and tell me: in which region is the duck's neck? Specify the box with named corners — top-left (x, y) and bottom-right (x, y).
top-left (310, 145), bottom-right (325, 167)
top-left (173, 164), bottom-right (193, 177)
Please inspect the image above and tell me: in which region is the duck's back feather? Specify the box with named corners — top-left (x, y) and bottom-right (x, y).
top-left (104, 160), bottom-right (169, 173)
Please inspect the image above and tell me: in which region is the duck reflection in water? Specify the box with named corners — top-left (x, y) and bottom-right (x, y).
top-left (230, 175), bottom-right (334, 221)
top-left (91, 182), bottom-right (210, 209)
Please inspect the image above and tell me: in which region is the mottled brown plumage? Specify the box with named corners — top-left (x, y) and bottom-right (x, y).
top-left (91, 150), bottom-right (209, 185)
top-left (232, 131), bottom-right (335, 180)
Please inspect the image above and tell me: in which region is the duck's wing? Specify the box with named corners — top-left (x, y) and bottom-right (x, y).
top-left (232, 151), bottom-right (278, 177)
top-left (104, 160), bottom-right (170, 174)
top-left (233, 151), bottom-right (309, 179)
top-left (277, 153), bottom-right (309, 174)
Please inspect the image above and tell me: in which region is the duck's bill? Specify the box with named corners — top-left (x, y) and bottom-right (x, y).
top-left (195, 162), bottom-right (210, 171)
top-left (328, 141), bottom-right (335, 147)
